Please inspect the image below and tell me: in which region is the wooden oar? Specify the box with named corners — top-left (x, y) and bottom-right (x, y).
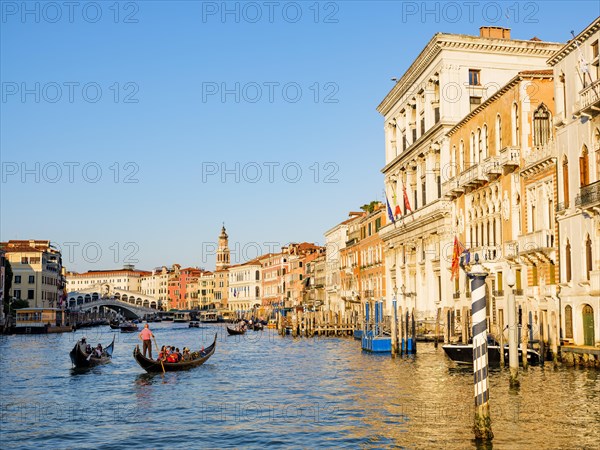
top-left (152, 335), bottom-right (165, 374)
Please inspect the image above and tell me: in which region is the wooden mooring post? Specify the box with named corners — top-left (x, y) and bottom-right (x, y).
top-left (468, 255), bottom-right (493, 441)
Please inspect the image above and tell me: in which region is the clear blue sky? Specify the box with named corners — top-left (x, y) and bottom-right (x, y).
top-left (1, 1), bottom-right (597, 272)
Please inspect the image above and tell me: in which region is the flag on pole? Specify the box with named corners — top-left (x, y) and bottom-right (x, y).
top-left (402, 183), bottom-right (412, 213)
top-left (450, 237), bottom-right (466, 280)
top-left (392, 184), bottom-right (401, 216)
top-left (571, 30), bottom-right (590, 76)
top-left (386, 195), bottom-right (396, 224)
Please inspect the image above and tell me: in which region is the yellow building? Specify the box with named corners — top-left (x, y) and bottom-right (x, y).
top-left (1, 240), bottom-right (65, 309)
top-left (445, 70), bottom-right (558, 343)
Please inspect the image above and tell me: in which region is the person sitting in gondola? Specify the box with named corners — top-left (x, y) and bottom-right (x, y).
top-left (85, 343), bottom-right (92, 354)
top-left (182, 347), bottom-right (191, 361)
top-left (158, 345), bottom-right (167, 360)
top-left (94, 344), bottom-right (103, 358)
top-left (166, 351), bottom-right (178, 363)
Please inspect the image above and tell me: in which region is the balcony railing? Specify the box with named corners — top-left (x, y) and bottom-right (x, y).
top-left (442, 176), bottom-right (464, 199)
top-left (514, 289), bottom-right (523, 296)
top-left (575, 180), bottom-right (600, 209)
top-left (459, 163), bottom-right (487, 189)
top-left (580, 79), bottom-right (600, 112)
top-left (452, 292), bottom-right (461, 299)
top-left (503, 240), bottom-right (519, 260)
top-left (492, 290), bottom-right (504, 297)
top-left (521, 142), bottom-right (556, 175)
top-left (518, 229), bottom-right (555, 254)
top-left (481, 156), bottom-right (502, 178)
top-left (499, 146), bottom-right (520, 172)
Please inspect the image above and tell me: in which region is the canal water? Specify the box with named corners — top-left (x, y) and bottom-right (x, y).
top-left (1, 322), bottom-right (598, 449)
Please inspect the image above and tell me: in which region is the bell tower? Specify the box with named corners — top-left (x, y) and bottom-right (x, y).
top-left (216, 223), bottom-right (230, 271)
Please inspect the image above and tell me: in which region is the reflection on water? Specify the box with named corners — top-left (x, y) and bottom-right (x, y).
top-left (0, 323), bottom-right (598, 449)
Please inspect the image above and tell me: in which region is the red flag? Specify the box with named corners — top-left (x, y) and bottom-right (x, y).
top-left (451, 237), bottom-right (466, 280)
top-left (402, 183), bottom-right (412, 213)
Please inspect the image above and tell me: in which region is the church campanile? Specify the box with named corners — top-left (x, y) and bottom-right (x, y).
top-left (216, 224), bottom-right (230, 271)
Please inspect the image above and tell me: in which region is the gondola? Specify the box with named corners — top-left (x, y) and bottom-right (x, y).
top-left (189, 321), bottom-right (200, 328)
top-left (70, 336), bottom-right (115, 368)
top-left (442, 335), bottom-right (541, 365)
top-left (252, 323), bottom-right (264, 331)
top-left (133, 333), bottom-right (217, 373)
top-left (226, 326), bottom-right (246, 335)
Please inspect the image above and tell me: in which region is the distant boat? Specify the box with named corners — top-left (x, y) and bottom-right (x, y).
top-left (173, 312), bottom-right (191, 323)
top-left (227, 326), bottom-right (246, 335)
top-left (133, 333), bottom-right (217, 373)
top-left (120, 322), bottom-right (139, 333)
top-left (70, 336), bottom-right (115, 368)
top-left (189, 321), bottom-right (200, 328)
top-left (200, 311), bottom-right (218, 323)
top-left (442, 335), bottom-right (540, 365)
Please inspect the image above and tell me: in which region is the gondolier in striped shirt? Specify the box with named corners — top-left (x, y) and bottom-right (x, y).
top-left (139, 324), bottom-right (155, 359)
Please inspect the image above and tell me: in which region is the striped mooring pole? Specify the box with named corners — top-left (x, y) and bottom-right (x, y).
top-left (469, 254), bottom-right (493, 441)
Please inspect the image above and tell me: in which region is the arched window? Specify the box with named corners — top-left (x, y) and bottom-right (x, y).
top-left (459, 140), bottom-right (465, 173)
top-left (470, 132), bottom-right (476, 166)
top-left (511, 103), bottom-right (519, 146)
top-left (565, 305), bottom-right (573, 339)
top-left (482, 124), bottom-right (488, 159)
top-left (565, 240), bottom-right (572, 282)
top-left (585, 234), bottom-right (593, 281)
top-left (562, 156), bottom-right (570, 208)
top-left (533, 104), bottom-right (551, 147)
top-left (477, 128), bottom-right (482, 163)
top-left (580, 145), bottom-right (589, 187)
top-left (495, 115), bottom-right (502, 151)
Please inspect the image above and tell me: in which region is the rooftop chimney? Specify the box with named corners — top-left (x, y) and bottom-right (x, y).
top-left (479, 26), bottom-right (511, 39)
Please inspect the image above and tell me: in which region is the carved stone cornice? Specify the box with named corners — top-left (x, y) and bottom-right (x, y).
top-left (547, 17), bottom-right (600, 66)
top-left (377, 33), bottom-right (561, 117)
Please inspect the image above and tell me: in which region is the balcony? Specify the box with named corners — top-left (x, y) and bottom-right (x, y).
top-left (520, 142), bottom-right (556, 177)
top-left (517, 228), bottom-right (555, 264)
top-left (580, 79), bottom-right (600, 115)
top-left (575, 180), bottom-right (600, 214)
top-left (459, 163), bottom-right (488, 189)
top-left (503, 240), bottom-right (519, 261)
top-left (452, 292), bottom-right (461, 299)
top-left (442, 176), bottom-right (465, 199)
top-left (499, 146), bottom-right (520, 173)
top-left (481, 156), bottom-right (502, 179)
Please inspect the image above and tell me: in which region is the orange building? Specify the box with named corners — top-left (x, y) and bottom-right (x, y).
top-left (261, 252), bottom-right (289, 307)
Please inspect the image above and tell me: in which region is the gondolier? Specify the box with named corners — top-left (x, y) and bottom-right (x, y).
top-left (139, 324), bottom-right (154, 359)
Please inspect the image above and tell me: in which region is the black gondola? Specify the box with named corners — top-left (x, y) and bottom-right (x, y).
top-left (252, 323), bottom-right (264, 331)
top-left (442, 335), bottom-right (541, 365)
top-left (70, 336), bottom-right (115, 368)
top-left (226, 326), bottom-right (246, 335)
top-left (133, 333), bottom-right (217, 373)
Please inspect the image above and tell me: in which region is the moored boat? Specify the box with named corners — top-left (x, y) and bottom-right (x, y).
top-left (120, 322), bottom-right (139, 333)
top-left (442, 336), bottom-right (541, 365)
top-left (133, 333), bottom-right (217, 372)
top-left (70, 336), bottom-right (115, 368)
